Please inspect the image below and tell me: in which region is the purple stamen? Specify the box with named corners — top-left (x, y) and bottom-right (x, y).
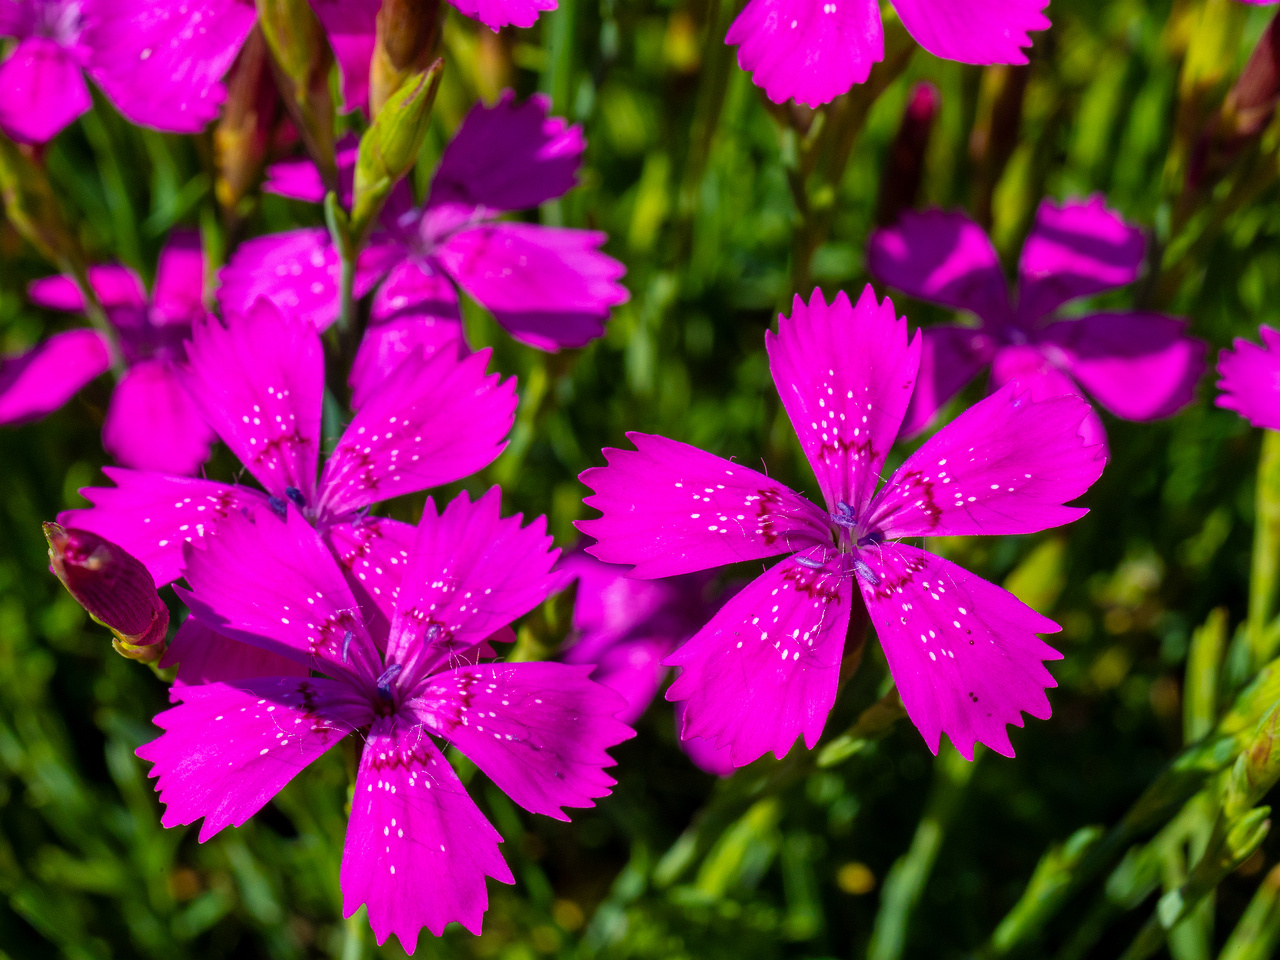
top-left (285, 486), bottom-right (306, 508)
top-left (375, 663), bottom-right (403, 700)
top-left (833, 500), bottom-right (857, 528)
top-left (266, 496), bottom-right (287, 518)
top-left (794, 555), bottom-right (826, 570)
top-left (852, 557), bottom-right (880, 586)
top-left (341, 629), bottom-right (353, 662)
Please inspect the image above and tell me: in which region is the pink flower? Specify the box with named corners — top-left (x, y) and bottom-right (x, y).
top-left (137, 488), bottom-right (633, 950)
top-left (726, 0), bottom-right (1050, 108)
top-left (1, 231), bottom-right (215, 475)
top-left (579, 286), bottom-right (1107, 765)
top-left (1217, 325), bottom-right (1280, 430)
top-left (867, 196), bottom-right (1208, 444)
top-left (221, 91), bottom-right (628, 396)
top-left (59, 298), bottom-right (517, 641)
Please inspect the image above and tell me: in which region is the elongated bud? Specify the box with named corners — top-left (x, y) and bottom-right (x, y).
top-left (0, 136), bottom-right (85, 271)
top-left (1225, 706), bottom-right (1280, 820)
top-left (875, 82), bottom-right (940, 227)
top-left (215, 27), bottom-right (279, 215)
top-left (350, 60), bottom-right (444, 241)
top-left (257, 0), bottom-right (336, 188)
top-left (43, 523), bottom-right (169, 663)
top-left (370, 0), bottom-right (443, 118)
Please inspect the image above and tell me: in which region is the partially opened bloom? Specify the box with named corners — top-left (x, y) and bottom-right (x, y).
top-left (1217, 325), bottom-right (1280, 429)
top-left (726, 0), bottom-right (1049, 108)
top-left (138, 488), bottom-right (633, 950)
top-left (3, 231), bottom-right (215, 474)
top-left (867, 196), bottom-right (1207, 442)
top-left (221, 90), bottom-right (627, 390)
top-left (579, 286), bottom-right (1107, 764)
top-left (60, 298), bottom-right (516, 638)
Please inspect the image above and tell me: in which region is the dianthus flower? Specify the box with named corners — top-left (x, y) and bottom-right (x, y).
top-left (726, 0), bottom-right (1049, 108)
top-left (220, 91), bottom-right (627, 378)
top-left (1217, 325), bottom-right (1280, 428)
top-left (579, 286), bottom-right (1106, 764)
top-left (1, 231), bottom-right (215, 474)
top-left (867, 196), bottom-right (1207, 442)
top-left (138, 488), bottom-right (633, 950)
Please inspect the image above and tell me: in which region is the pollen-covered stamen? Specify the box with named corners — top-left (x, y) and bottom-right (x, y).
top-left (342, 629), bottom-right (354, 662)
top-left (376, 663), bottom-right (403, 701)
top-left (794, 555), bottom-right (826, 570)
top-left (285, 486), bottom-right (306, 508)
top-left (832, 501), bottom-right (858, 528)
top-left (267, 496), bottom-right (287, 518)
top-left (851, 557), bottom-right (880, 586)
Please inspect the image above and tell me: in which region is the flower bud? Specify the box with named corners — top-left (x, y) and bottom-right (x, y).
top-left (215, 27), bottom-right (279, 216)
top-left (875, 82), bottom-right (940, 227)
top-left (370, 0), bottom-right (444, 118)
top-left (257, 0), bottom-right (336, 188)
top-left (43, 522), bottom-right (169, 663)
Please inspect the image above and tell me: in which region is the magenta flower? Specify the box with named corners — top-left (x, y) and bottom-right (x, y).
top-left (560, 552), bottom-right (735, 776)
top-left (867, 196), bottom-right (1208, 442)
top-left (221, 91), bottom-right (628, 389)
top-left (137, 488), bottom-right (633, 950)
top-left (726, 0), bottom-right (1049, 108)
top-left (60, 298), bottom-right (516, 638)
top-left (1217, 325), bottom-right (1280, 429)
top-left (579, 286), bottom-right (1107, 764)
top-left (1, 231), bottom-right (215, 475)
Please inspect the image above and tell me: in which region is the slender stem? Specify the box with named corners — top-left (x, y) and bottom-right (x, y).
top-left (1249, 430), bottom-right (1280, 669)
top-left (337, 251), bottom-right (357, 336)
top-left (67, 261), bottom-right (125, 379)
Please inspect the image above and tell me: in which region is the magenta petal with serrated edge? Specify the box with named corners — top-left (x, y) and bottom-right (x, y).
top-left (898, 325), bottom-right (997, 437)
top-left (102, 359), bottom-right (214, 475)
top-left (890, 0), bottom-right (1048, 66)
top-left (1218, 325), bottom-right (1280, 430)
top-left (324, 516), bottom-right (417, 640)
top-left (446, 0), bottom-right (556, 31)
top-left (163, 617), bottom-right (307, 693)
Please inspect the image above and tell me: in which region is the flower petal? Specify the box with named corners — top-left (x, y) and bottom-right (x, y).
top-left (318, 346), bottom-right (514, 516)
top-left (867, 209), bottom-right (1013, 328)
top-left (898, 325), bottom-right (997, 437)
top-left (0, 38), bottom-right (90, 143)
top-left (676, 702), bottom-right (736, 777)
top-left (767, 285), bottom-right (921, 513)
top-left (858, 542), bottom-right (1060, 759)
top-left (162, 617), bottom-right (308, 692)
top-left (1015, 195), bottom-right (1146, 326)
top-left (29, 265), bottom-right (147, 312)
top-left (103, 360), bottom-right (214, 475)
top-left (0, 329), bottom-right (110, 424)
top-left (665, 550), bottom-right (852, 767)
top-left (725, 0), bottom-right (882, 108)
top-left (342, 716), bottom-right (513, 950)
top-left (324, 516), bottom-right (417, 639)
top-left (1039, 312), bottom-right (1207, 421)
top-left (408, 661), bottom-right (632, 819)
top-left (183, 301), bottom-right (322, 502)
top-left (446, 0), bottom-right (556, 31)
top-left (578, 432), bottom-right (831, 578)
top-left (870, 380), bottom-right (1105, 539)
top-left (989, 343), bottom-right (1108, 447)
top-left (428, 91), bottom-right (584, 213)
top-left (151, 229), bottom-right (206, 325)
top-left (309, 0), bottom-right (377, 111)
top-left (1217, 325), bottom-right (1280, 430)
top-left (890, 0), bottom-right (1048, 66)
top-left (136, 676), bottom-right (370, 841)
top-left (59, 468), bottom-right (268, 586)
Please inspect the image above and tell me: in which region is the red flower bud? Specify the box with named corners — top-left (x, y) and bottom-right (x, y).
top-left (43, 522), bottom-right (169, 663)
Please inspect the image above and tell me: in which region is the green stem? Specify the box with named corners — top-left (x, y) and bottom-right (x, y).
top-left (1249, 431), bottom-right (1280, 670)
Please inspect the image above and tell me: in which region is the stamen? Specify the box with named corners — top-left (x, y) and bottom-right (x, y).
top-left (424, 623), bottom-right (442, 644)
top-left (341, 629), bottom-right (353, 662)
top-left (833, 500), bottom-right (857, 528)
top-left (852, 558), bottom-right (880, 586)
top-left (266, 496), bottom-right (287, 518)
top-left (858, 530), bottom-right (884, 547)
top-left (375, 663), bottom-right (403, 700)
top-left (794, 555), bottom-right (826, 570)
top-left (285, 486), bottom-right (306, 508)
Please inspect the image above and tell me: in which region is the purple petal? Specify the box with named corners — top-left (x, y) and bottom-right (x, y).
top-left (1015, 195), bottom-right (1146, 326)
top-left (162, 617), bottom-right (307, 691)
top-left (868, 380), bottom-right (1106, 539)
top-left (387, 488), bottom-right (561, 682)
top-left (428, 91), bottom-right (584, 213)
top-left (859, 542), bottom-right (1061, 759)
top-left (564, 633), bottom-right (672, 724)
top-left (262, 157), bottom-right (327, 203)
top-left (725, 0), bottom-right (882, 108)
top-left (989, 344), bottom-right (1108, 447)
top-left (136, 676), bottom-right (370, 841)
top-left (665, 550), bottom-right (853, 767)
top-left (59, 468), bottom-right (268, 586)
top-left (342, 717), bottom-right (512, 949)
top-left (0, 0), bottom-right (33, 37)
top-left (0, 37), bottom-right (90, 143)
top-left (102, 360), bottom-right (214, 475)
top-left (350, 315), bottom-right (467, 412)
top-left (0, 329), bottom-right (109, 424)
top-left (1038, 312), bottom-right (1207, 421)
top-left (183, 302), bottom-right (322, 502)
top-left (151, 229), bottom-right (206, 325)
top-left (177, 506), bottom-right (383, 686)
top-left (577, 432), bottom-right (831, 578)
top-left (675, 702), bottom-right (736, 777)
top-left (1217, 325), bottom-right (1280, 430)
top-left (309, 0), bottom-right (377, 111)
top-left (435, 223), bottom-right (627, 350)
top-left (446, 0), bottom-right (556, 31)
top-left (81, 0), bottom-right (256, 133)
top-left (317, 346), bottom-right (515, 516)
top-left (767, 285), bottom-right (920, 513)
top-left (890, 0), bottom-right (1048, 66)
top-left (324, 516), bottom-right (417, 639)
top-left (867, 209), bottom-right (1013, 328)
top-left (898, 325), bottom-right (997, 437)
top-left (407, 661), bottom-right (633, 819)
top-left (29, 265), bottom-right (147, 312)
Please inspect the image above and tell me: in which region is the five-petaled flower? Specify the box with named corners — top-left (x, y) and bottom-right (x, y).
top-left (578, 286), bottom-right (1106, 764)
top-left (867, 196), bottom-right (1208, 444)
top-left (137, 487), bottom-right (633, 951)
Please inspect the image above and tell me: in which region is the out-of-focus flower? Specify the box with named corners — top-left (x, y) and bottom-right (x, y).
top-left (559, 552), bottom-right (735, 776)
top-left (222, 91), bottom-right (628, 395)
top-left (1217, 325), bottom-right (1280, 429)
top-left (725, 0), bottom-right (1049, 108)
top-left (867, 196), bottom-right (1208, 444)
top-left (44, 521), bottom-right (169, 661)
top-left (875, 81), bottom-right (940, 228)
top-left (136, 488), bottom-right (632, 951)
top-left (2, 231), bottom-right (215, 475)
top-left (579, 286), bottom-right (1107, 765)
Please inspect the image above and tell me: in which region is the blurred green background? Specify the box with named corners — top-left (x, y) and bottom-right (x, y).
top-left (7, 0), bottom-right (1280, 956)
